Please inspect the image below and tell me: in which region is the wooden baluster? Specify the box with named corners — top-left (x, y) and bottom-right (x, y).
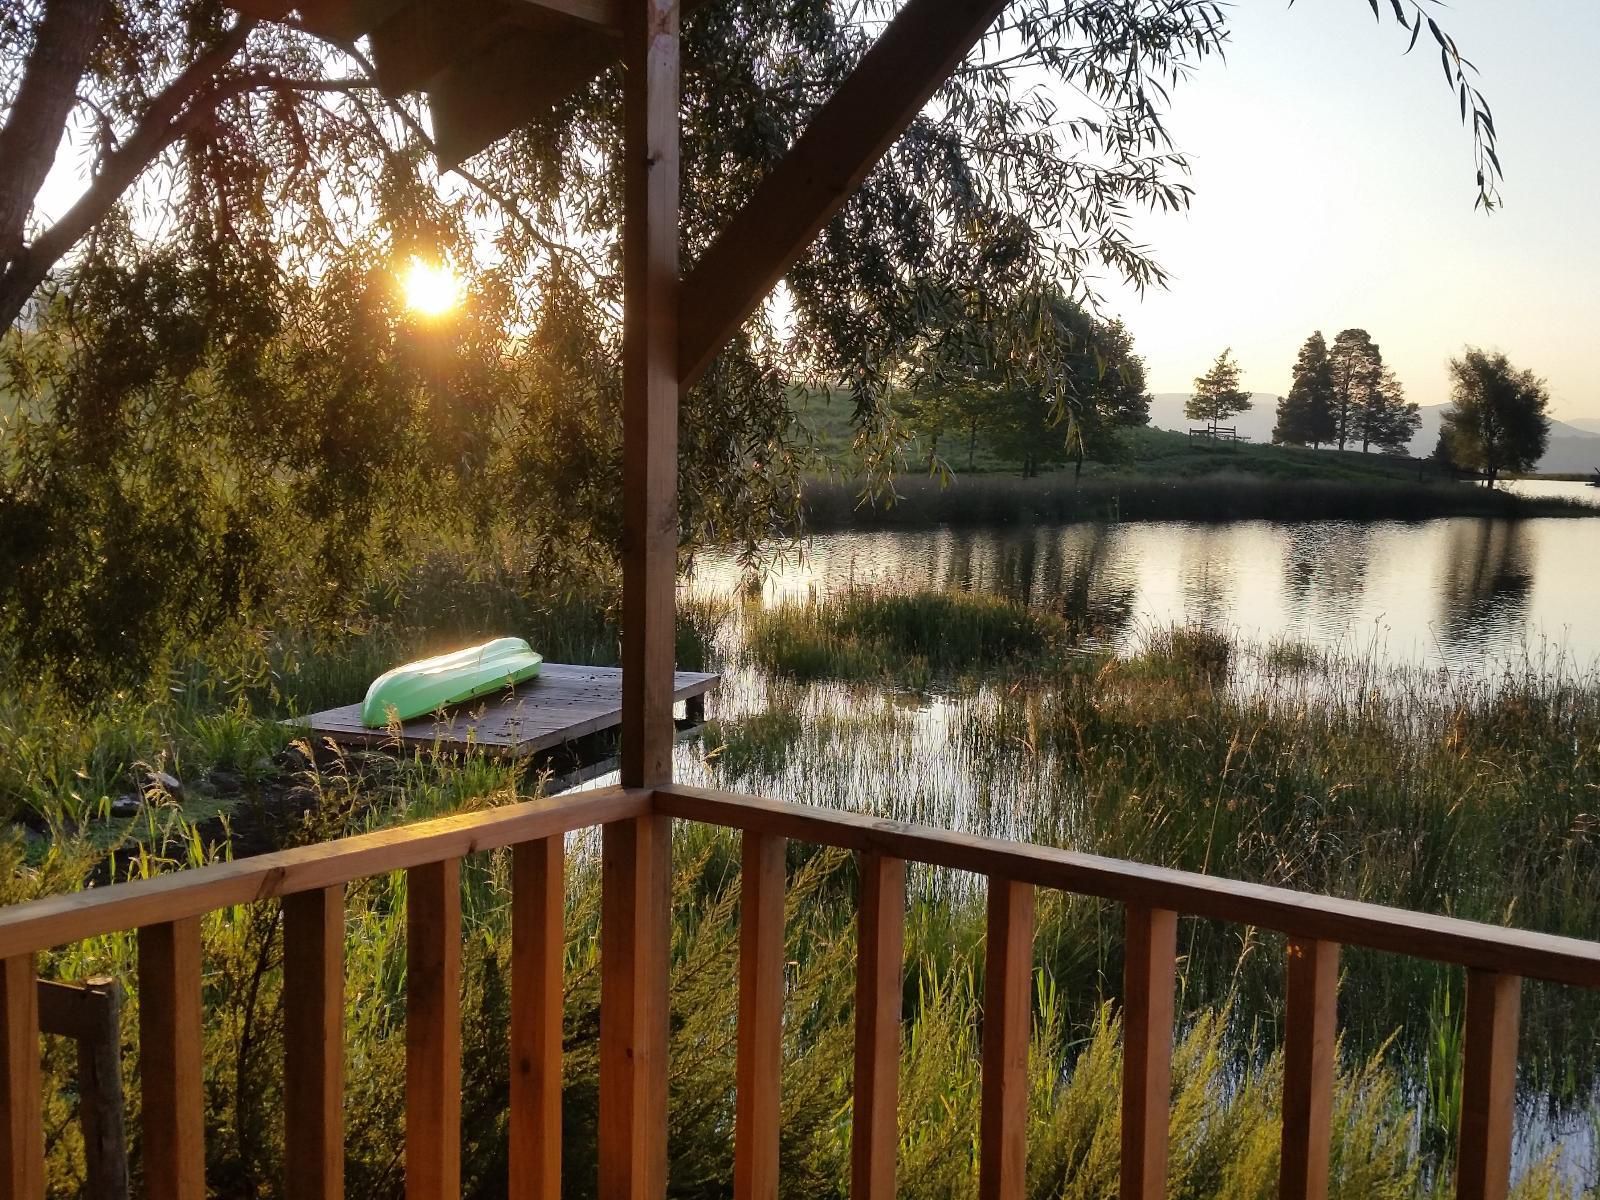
top-left (852, 852), bottom-right (905, 1200)
top-left (1280, 938), bottom-right (1338, 1200)
top-left (284, 886), bottom-right (345, 1200)
top-left (511, 837), bottom-right (564, 1199)
top-left (0, 953), bottom-right (42, 1199)
top-left (1456, 970), bottom-right (1521, 1200)
top-left (1120, 906), bottom-right (1177, 1200)
top-left (407, 860), bottom-right (462, 1200)
top-left (735, 832), bottom-right (787, 1200)
top-left (600, 814), bottom-right (673, 1200)
top-left (979, 879), bottom-right (1033, 1200)
top-left (139, 918), bottom-right (206, 1200)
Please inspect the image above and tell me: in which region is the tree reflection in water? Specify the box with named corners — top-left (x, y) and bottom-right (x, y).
top-left (1437, 520), bottom-right (1534, 648)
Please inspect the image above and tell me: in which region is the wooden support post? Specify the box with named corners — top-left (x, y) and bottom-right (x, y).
top-left (618, 0), bottom-right (681, 791)
top-left (407, 860), bottom-right (462, 1200)
top-left (284, 886), bottom-right (345, 1200)
top-left (600, 814), bottom-right (673, 1200)
top-left (511, 837), bottom-right (565, 1198)
top-left (979, 879), bottom-right (1033, 1200)
top-left (36, 977), bottom-right (128, 1198)
top-left (735, 832), bottom-right (786, 1200)
top-left (0, 954), bottom-right (42, 1200)
top-left (1456, 970), bottom-right (1520, 1200)
top-left (139, 918), bottom-right (206, 1200)
top-left (1120, 906), bottom-right (1177, 1200)
top-left (1280, 938), bottom-right (1338, 1200)
top-left (852, 852), bottom-right (905, 1200)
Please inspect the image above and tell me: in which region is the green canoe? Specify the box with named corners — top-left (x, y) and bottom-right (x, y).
top-left (360, 637), bottom-right (543, 728)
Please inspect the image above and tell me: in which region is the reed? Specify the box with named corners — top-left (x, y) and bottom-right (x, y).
top-left (802, 471), bottom-right (1596, 530)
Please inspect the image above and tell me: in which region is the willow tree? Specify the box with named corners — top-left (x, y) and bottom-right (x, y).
top-left (0, 0), bottom-right (1503, 692)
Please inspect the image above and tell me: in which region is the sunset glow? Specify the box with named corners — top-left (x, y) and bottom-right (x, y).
top-left (401, 257), bottom-right (463, 317)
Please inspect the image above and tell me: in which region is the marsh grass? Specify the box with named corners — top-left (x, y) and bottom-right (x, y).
top-left (802, 471), bottom-right (1596, 530)
top-left (744, 587), bottom-right (1074, 685)
top-left (700, 588), bottom-right (1600, 1120)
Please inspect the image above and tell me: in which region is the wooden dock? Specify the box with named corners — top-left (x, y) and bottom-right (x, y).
top-left (291, 663), bottom-right (718, 759)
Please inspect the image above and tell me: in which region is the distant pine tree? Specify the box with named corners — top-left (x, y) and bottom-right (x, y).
top-left (1185, 349), bottom-right (1252, 434)
top-left (1273, 331), bottom-right (1336, 446)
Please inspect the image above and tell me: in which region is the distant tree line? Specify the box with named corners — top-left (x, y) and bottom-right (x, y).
top-left (1272, 329), bottom-right (1421, 454)
top-left (905, 286), bottom-right (1151, 477)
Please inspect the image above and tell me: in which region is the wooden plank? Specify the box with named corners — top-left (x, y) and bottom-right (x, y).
top-left (599, 814), bottom-right (673, 1199)
top-left (139, 918), bottom-right (205, 1200)
top-left (36, 977), bottom-right (113, 1040)
top-left (652, 786), bottom-right (1600, 990)
top-left (506, 0), bottom-right (621, 32)
top-left (429, 25), bottom-right (614, 170)
top-left (852, 852), bottom-right (905, 1200)
top-left (510, 837), bottom-right (564, 1198)
top-left (1280, 938), bottom-right (1338, 1200)
top-left (368, 0), bottom-right (510, 96)
top-left (284, 886), bottom-right (345, 1200)
top-left (73, 978), bottom-right (128, 1200)
top-left (425, 0), bottom-right (713, 170)
top-left (978, 879), bottom-right (1032, 1200)
top-left (675, 0), bottom-right (1009, 386)
top-left (1120, 906), bottom-right (1177, 1200)
top-left (293, 666), bottom-right (719, 760)
top-left (1456, 970), bottom-right (1520, 1200)
top-left (0, 786), bottom-right (649, 959)
top-left (407, 860), bottom-right (462, 1200)
top-left (618, 0), bottom-right (681, 792)
top-left (735, 832), bottom-right (786, 1200)
top-left (0, 955), bottom-right (42, 1200)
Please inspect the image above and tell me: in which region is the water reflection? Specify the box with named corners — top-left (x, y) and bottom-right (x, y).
top-left (1180, 527), bottom-right (1236, 628)
top-left (690, 512), bottom-right (1599, 670)
top-left (1437, 521), bottom-right (1535, 649)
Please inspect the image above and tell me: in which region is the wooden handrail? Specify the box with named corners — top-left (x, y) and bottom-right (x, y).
top-left (2, 779), bottom-right (1593, 1200)
top-left (0, 787), bottom-right (650, 960)
top-left (653, 784), bottom-right (1600, 989)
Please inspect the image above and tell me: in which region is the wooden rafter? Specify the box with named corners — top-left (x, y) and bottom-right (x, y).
top-left (676, 0), bottom-right (1008, 386)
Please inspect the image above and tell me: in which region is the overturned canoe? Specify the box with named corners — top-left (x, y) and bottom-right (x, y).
top-left (361, 637), bottom-right (543, 728)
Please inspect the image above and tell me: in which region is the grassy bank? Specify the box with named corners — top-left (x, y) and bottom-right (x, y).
top-left (803, 469), bottom-right (1594, 528)
top-left (6, 572), bottom-right (1599, 1194)
top-left (0, 552), bottom-right (723, 832)
top-left (705, 589), bottom-right (1600, 1121)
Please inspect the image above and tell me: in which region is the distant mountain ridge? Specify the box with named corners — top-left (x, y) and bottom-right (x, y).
top-left (1148, 393), bottom-right (1600, 474)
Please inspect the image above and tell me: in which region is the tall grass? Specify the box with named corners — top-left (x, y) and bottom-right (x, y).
top-left (0, 558), bottom-right (726, 828)
top-left (802, 472), bottom-right (1596, 530)
top-left (697, 588), bottom-right (1600, 1120)
top-left (18, 820), bottom-right (1556, 1198)
top-left (744, 587), bottom-right (1074, 685)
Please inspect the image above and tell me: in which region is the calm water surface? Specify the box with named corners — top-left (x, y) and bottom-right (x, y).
top-left (693, 488), bottom-right (1600, 672)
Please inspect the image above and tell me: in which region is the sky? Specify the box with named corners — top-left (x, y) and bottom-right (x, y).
top-left (1091, 0), bottom-right (1600, 418)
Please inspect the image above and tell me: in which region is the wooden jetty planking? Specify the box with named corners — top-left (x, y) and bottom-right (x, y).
top-left (290, 663), bottom-right (718, 759)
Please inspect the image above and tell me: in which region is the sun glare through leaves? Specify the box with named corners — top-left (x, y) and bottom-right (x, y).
top-left (401, 257), bottom-right (463, 317)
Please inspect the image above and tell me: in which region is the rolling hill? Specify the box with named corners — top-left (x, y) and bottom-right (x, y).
top-left (1149, 393), bottom-right (1600, 474)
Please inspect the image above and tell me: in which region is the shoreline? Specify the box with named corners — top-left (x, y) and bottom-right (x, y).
top-left (801, 471), bottom-right (1597, 529)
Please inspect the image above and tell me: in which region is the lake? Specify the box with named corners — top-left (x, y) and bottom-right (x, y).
top-left (668, 495), bottom-right (1600, 1186)
top-left (693, 486), bottom-right (1600, 673)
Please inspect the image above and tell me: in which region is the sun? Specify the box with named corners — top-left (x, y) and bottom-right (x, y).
top-left (401, 257), bottom-right (464, 317)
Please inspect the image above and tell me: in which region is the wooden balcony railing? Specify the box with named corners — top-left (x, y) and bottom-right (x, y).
top-left (3, 782), bottom-right (1599, 1200)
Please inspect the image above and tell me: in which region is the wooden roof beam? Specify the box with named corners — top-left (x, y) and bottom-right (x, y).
top-left (676, 0), bottom-right (1008, 387)
top-left (507, 0), bottom-right (622, 33)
